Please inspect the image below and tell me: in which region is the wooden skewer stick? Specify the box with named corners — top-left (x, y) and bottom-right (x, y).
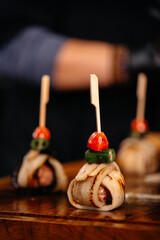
top-left (136, 73), bottom-right (148, 120)
top-left (39, 75), bottom-right (50, 127)
top-left (90, 74), bottom-right (101, 133)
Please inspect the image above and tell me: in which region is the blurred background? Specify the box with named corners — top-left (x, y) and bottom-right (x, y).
top-left (0, 0), bottom-right (160, 177)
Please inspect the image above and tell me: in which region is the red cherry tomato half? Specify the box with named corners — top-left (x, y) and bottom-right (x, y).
top-left (131, 118), bottom-right (149, 134)
top-left (87, 132), bottom-right (109, 152)
top-left (32, 126), bottom-right (51, 140)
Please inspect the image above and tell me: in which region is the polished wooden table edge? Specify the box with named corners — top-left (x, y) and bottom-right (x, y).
top-left (1, 215), bottom-right (160, 232)
top-left (0, 201), bottom-right (160, 227)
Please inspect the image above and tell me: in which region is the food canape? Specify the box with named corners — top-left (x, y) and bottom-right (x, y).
top-left (12, 75), bottom-right (68, 193)
top-left (68, 74), bottom-right (125, 211)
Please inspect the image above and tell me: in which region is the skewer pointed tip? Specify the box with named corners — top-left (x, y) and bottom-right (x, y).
top-left (89, 74), bottom-right (101, 133)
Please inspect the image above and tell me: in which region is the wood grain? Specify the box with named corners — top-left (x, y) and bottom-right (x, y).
top-left (90, 74), bottom-right (101, 133)
top-left (0, 160), bottom-right (160, 240)
top-left (39, 75), bottom-right (50, 127)
top-left (136, 73), bottom-right (147, 120)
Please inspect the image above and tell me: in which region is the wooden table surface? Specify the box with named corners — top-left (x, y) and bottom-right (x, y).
top-left (0, 160), bottom-right (160, 240)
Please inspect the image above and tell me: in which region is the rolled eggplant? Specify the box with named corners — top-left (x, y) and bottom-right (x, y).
top-left (67, 162), bottom-right (125, 211)
top-left (117, 137), bottom-right (160, 175)
top-left (12, 150), bottom-right (68, 193)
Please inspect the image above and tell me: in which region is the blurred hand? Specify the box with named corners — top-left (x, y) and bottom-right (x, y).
top-left (53, 39), bottom-right (129, 90)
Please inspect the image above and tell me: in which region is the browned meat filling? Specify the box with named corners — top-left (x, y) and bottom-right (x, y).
top-left (98, 185), bottom-right (112, 205)
top-left (37, 165), bottom-right (54, 187)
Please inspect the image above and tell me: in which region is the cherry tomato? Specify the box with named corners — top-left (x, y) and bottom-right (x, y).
top-left (87, 132), bottom-right (108, 152)
top-left (32, 126), bottom-right (51, 140)
top-left (131, 118), bottom-right (148, 134)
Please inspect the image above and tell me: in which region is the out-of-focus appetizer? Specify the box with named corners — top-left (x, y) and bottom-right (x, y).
top-left (12, 75), bottom-right (68, 193)
top-left (68, 74), bottom-right (125, 211)
top-left (117, 137), bottom-right (159, 175)
top-left (117, 73), bottom-right (160, 175)
top-left (145, 132), bottom-right (160, 152)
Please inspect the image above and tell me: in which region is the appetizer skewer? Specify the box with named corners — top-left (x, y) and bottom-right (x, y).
top-left (130, 73), bottom-right (148, 137)
top-left (12, 75), bottom-right (68, 193)
top-left (31, 75), bottom-right (51, 151)
top-left (117, 73), bottom-right (160, 175)
top-left (68, 74), bottom-right (125, 211)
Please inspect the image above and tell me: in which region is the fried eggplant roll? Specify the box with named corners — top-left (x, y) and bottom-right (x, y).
top-left (117, 137), bottom-right (160, 175)
top-left (12, 150), bottom-right (68, 192)
top-left (67, 162), bottom-right (125, 211)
